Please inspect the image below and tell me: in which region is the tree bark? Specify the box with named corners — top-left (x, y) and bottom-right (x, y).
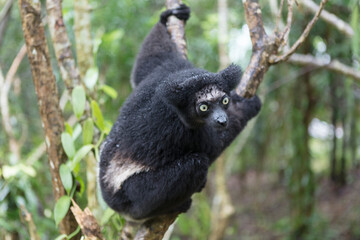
top-left (330, 77), bottom-right (338, 182)
top-left (74, 0), bottom-right (94, 79)
top-left (18, 0), bottom-right (78, 235)
top-left (46, 0), bottom-right (81, 92)
top-left (165, 0), bottom-right (187, 59)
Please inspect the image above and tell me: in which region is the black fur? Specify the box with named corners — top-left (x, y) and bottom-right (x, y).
top-left (99, 5), bottom-right (261, 221)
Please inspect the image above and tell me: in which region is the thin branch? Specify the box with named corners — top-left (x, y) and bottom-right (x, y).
top-left (19, 205), bottom-right (40, 240)
top-left (218, 0), bottom-right (230, 69)
top-left (270, 0), bottom-right (329, 63)
top-left (0, 0), bottom-right (15, 22)
top-left (300, 0), bottom-right (353, 37)
top-left (0, 45), bottom-right (27, 162)
top-left (275, 0), bottom-right (285, 33)
top-left (165, 0), bottom-right (187, 59)
top-left (4, 45), bottom-right (27, 87)
top-left (74, 0), bottom-right (94, 79)
top-left (281, 0), bottom-right (295, 47)
top-left (46, 0), bottom-right (81, 92)
top-left (0, 0), bottom-right (14, 47)
top-left (288, 53), bottom-right (360, 81)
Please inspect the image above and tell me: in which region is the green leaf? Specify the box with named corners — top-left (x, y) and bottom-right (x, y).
top-left (72, 86), bottom-right (86, 119)
top-left (84, 67), bottom-right (99, 90)
top-left (70, 145), bottom-right (93, 170)
top-left (91, 100), bottom-right (105, 131)
top-left (61, 133), bottom-right (75, 159)
top-left (72, 123), bottom-right (82, 141)
top-left (59, 164), bottom-right (73, 195)
top-left (100, 85), bottom-right (118, 99)
top-left (54, 196), bottom-right (71, 226)
top-left (65, 123), bottom-right (73, 136)
top-left (101, 208), bottom-right (115, 225)
top-left (83, 118), bottom-right (94, 145)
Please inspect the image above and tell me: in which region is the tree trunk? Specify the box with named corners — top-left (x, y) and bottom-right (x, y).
top-left (288, 68), bottom-right (315, 239)
top-left (329, 77), bottom-right (339, 182)
top-left (339, 77), bottom-right (347, 185)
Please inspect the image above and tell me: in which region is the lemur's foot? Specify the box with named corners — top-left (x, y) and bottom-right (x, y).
top-left (160, 4), bottom-right (190, 25)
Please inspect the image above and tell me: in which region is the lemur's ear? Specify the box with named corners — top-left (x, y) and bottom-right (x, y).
top-left (219, 64), bottom-right (242, 91)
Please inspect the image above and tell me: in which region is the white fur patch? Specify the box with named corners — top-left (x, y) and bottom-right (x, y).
top-left (102, 157), bottom-right (151, 193)
top-left (196, 85), bottom-right (225, 103)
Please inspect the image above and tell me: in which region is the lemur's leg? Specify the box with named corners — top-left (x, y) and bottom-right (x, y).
top-left (119, 153), bottom-right (208, 220)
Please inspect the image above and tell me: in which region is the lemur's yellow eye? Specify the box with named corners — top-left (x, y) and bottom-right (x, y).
top-left (222, 97), bottom-right (229, 105)
top-left (199, 104), bottom-right (208, 112)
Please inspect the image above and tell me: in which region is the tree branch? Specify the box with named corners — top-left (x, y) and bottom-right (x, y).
top-left (74, 0), bottom-right (94, 79)
top-left (70, 200), bottom-right (104, 240)
top-left (299, 0), bottom-right (353, 37)
top-left (165, 0), bottom-right (187, 59)
top-left (19, 205), bottom-right (40, 240)
top-left (236, 0), bottom-right (279, 98)
top-left (270, 0), bottom-right (329, 63)
top-left (18, 0), bottom-right (78, 235)
top-left (281, 0), bottom-right (295, 47)
top-left (134, 214), bottom-right (179, 240)
top-left (288, 53), bottom-right (360, 81)
top-left (0, 0), bottom-right (15, 47)
top-left (237, 0), bottom-right (330, 98)
top-left (46, 0), bottom-right (81, 92)
top-left (0, 45), bottom-right (27, 162)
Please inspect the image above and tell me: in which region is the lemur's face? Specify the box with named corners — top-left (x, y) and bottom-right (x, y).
top-left (194, 85), bottom-right (230, 129)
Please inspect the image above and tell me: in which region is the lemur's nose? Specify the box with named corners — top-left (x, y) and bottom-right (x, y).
top-left (216, 116), bottom-right (228, 127)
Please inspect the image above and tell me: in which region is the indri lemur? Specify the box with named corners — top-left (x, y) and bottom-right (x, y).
top-left (99, 4), bottom-right (261, 221)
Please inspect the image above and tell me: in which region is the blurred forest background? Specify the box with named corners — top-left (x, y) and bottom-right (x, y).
top-left (0, 0), bottom-right (360, 239)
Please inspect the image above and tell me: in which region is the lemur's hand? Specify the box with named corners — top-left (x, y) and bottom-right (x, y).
top-left (160, 4), bottom-right (190, 25)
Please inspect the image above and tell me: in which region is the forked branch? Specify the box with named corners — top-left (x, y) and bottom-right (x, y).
top-left (237, 0), bottom-right (330, 97)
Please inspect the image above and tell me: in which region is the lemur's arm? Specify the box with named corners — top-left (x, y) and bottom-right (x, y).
top-left (130, 5), bottom-right (190, 87)
top-left (119, 153), bottom-right (208, 220)
top-left (222, 94), bottom-right (261, 147)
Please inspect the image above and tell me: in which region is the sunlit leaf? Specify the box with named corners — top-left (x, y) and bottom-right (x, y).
top-left (72, 86), bottom-right (86, 119)
top-left (59, 164), bottom-right (73, 195)
top-left (70, 145), bottom-right (93, 170)
top-left (84, 67), bottom-right (99, 90)
top-left (72, 123), bottom-right (82, 141)
top-left (65, 122), bottom-right (73, 136)
top-left (61, 133), bottom-right (75, 159)
top-left (83, 118), bottom-right (94, 145)
top-left (100, 84), bottom-right (118, 99)
top-left (91, 100), bottom-right (105, 131)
